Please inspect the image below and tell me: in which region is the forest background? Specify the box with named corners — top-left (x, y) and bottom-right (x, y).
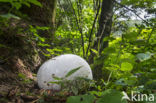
top-left (0, 0), bottom-right (155, 103)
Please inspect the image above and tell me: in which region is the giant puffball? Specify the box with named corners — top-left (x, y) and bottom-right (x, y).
top-left (37, 54), bottom-right (93, 90)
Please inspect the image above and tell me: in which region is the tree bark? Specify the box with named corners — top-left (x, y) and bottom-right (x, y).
top-left (94, 0), bottom-right (113, 53)
top-left (91, 0), bottom-right (114, 79)
top-left (21, 0), bottom-right (57, 40)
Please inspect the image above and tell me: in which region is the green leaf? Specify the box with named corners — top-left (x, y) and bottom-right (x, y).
top-left (12, 2), bottom-right (22, 10)
top-left (52, 74), bottom-right (62, 80)
top-left (48, 81), bottom-right (61, 84)
top-left (120, 62), bottom-right (133, 72)
top-left (65, 66), bottom-right (83, 78)
top-left (136, 52), bottom-right (152, 62)
top-left (125, 76), bottom-right (137, 86)
top-left (18, 73), bottom-right (26, 79)
top-left (103, 47), bottom-right (116, 54)
top-left (66, 94), bottom-right (95, 103)
top-left (91, 49), bottom-right (99, 55)
top-left (103, 37), bottom-right (115, 42)
top-left (134, 39), bottom-right (146, 45)
top-left (124, 31), bottom-right (138, 41)
top-left (150, 68), bottom-right (156, 72)
top-left (96, 89), bottom-right (127, 103)
top-left (0, 44), bottom-right (8, 48)
top-left (38, 43), bottom-right (50, 47)
top-left (0, 13), bottom-right (20, 19)
top-left (27, 0), bottom-right (42, 7)
top-left (36, 26), bottom-right (50, 30)
top-left (22, 1), bottom-right (31, 7)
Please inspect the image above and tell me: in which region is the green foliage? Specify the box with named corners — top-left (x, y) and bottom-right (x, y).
top-left (96, 89), bottom-right (127, 103)
top-left (120, 62), bottom-right (133, 72)
top-left (0, 0), bottom-right (42, 10)
top-left (49, 67), bottom-right (93, 95)
top-left (18, 73), bottom-right (32, 83)
top-left (136, 52), bottom-right (153, 62)
top-left (49, 77), bottom-right (93, 95)
top-left (0, 0), bottom-right (156, 102)
top-left (66, 94), bottom-right (95, 103)
top-left (66, 89), bottom-right (128, 103)
top-left (56, 0), bottom-right (95, 56)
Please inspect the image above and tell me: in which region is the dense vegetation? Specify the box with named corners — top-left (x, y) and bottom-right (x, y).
top-left (0, 0), bottom-right (155, 103)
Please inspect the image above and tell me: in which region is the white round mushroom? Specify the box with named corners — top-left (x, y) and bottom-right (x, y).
top-left (37, 54), bottom-right (93, 90)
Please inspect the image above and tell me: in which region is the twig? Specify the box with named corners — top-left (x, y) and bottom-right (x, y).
top-left (107, 71), bottom-right (112, 85)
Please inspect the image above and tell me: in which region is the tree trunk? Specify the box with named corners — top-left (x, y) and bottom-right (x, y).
top-left (91, 0), bottom-right (114, 79)
top-left (94, 0), bottom-right (113, 53)
top-left (21, 0), bottom-right (57, 40)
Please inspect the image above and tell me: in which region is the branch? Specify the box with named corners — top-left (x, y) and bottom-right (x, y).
top-left (67, 0), bottom-right (85, 58)
top-left (113, 0), bottom-right (150, 25)
top-left (86, 0), bottom-right (101, 57)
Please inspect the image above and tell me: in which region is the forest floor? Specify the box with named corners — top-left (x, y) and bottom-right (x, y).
top-left (0, 65), bottom-right (70, 103)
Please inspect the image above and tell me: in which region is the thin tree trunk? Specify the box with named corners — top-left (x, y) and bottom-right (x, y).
top-left (91, 0), bottom-right (114, 79)
top-left (94, 0), bottom-right (113, 53)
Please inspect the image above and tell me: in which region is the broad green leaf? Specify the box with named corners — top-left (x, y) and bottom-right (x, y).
top-left (96, 89), bottom-right (127, 103)
top-left (103, 47), bottom-right (116, 54)
top-left (150, 68), bottom-right (156, 72)
top-left (136, 52), bottom-right (152, 62)
top-left (124, 31), bottom-right (138, 41)
top-left (103, 37), bottom-right (115, 42)
top-left (66, 94), bottom-right (95, 103)
top-left (65, 66), bottom-right (82, 78)
top-left (120, 62), bottom-right (133, 72)
top-left (125, 76), bottom-right (137, 86)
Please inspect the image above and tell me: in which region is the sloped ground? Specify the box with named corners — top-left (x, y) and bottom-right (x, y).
top-left (0, 18), bottom-right (43, 103)
top-left (0, 18), bottom-right (74, 103)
